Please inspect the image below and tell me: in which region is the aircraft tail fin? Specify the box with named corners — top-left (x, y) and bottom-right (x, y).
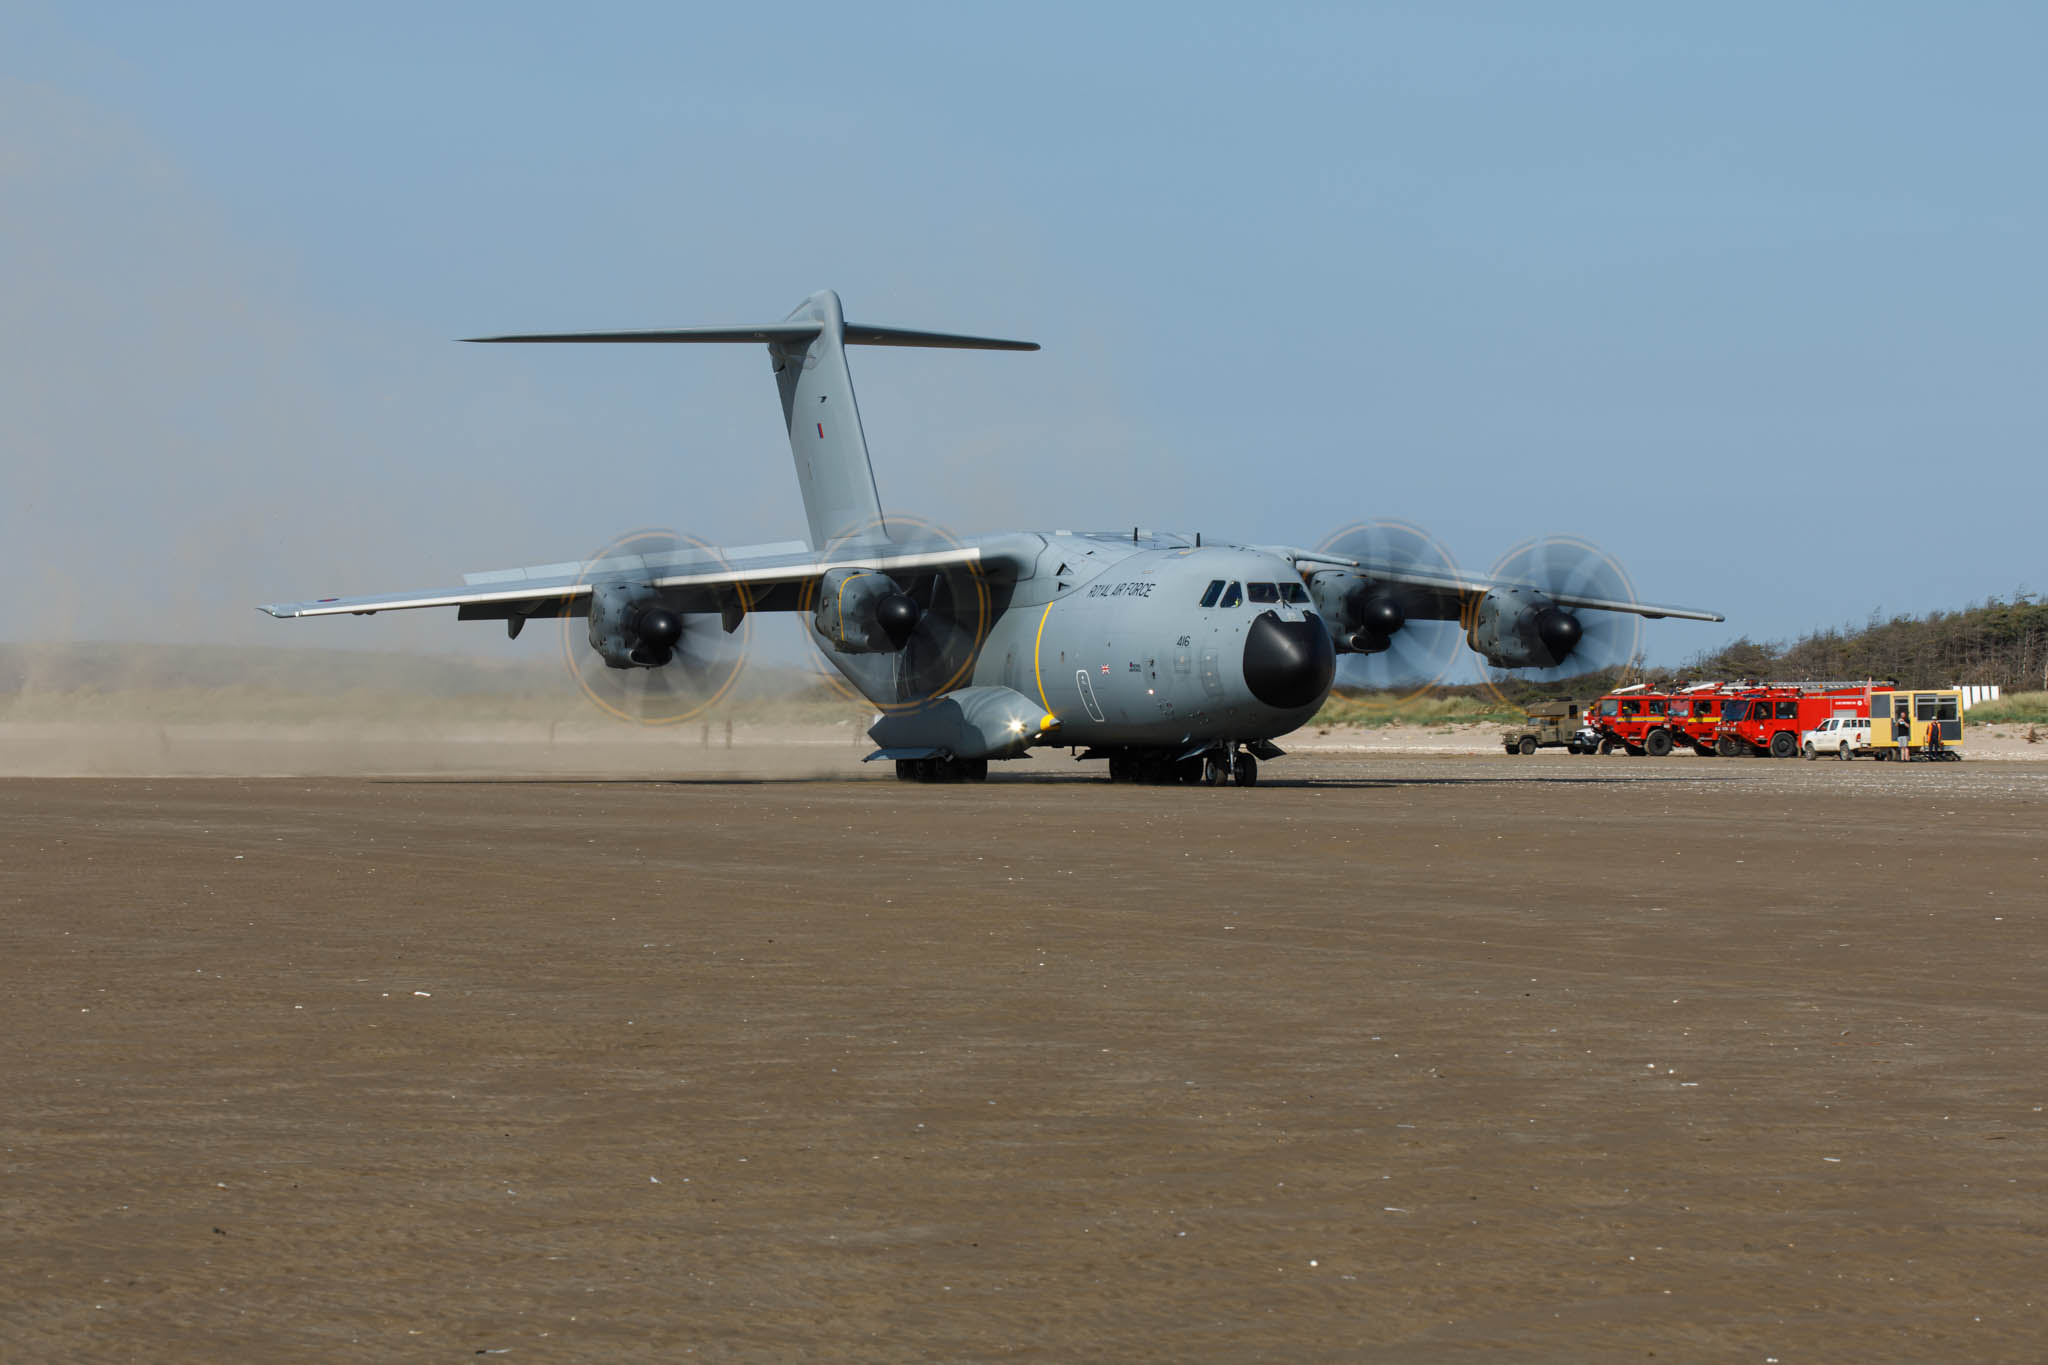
top-left (468, 291), bottom-right (1036, 550)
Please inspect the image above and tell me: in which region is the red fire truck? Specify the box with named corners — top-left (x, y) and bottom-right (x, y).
top-left (1711, 681), bottom-right (1893, 758)
top-left (1587, 683), bottom-right (1736, 756)
top-left (1661, 684), bottom-right (1734, 755)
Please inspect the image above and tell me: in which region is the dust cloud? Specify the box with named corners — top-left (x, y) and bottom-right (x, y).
top-left (0, 641), bottom-right (875, 778)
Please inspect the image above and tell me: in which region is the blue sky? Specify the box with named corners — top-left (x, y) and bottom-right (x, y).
top-left (4, 2), bottom-right (2042, 667)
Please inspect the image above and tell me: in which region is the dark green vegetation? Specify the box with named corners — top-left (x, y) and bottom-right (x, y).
top-left (1684, 595), bottom-right (2048, 692)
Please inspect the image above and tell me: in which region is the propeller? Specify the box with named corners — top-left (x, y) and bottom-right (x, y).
top-left (801, 513), bottom-right (992, 714)
top-left (1477, 534), bottom-right (1643, 690)
top-left (562, 529), bottom-right (752, 725)
top-left (1313, 519), bottom-right (1468, 703)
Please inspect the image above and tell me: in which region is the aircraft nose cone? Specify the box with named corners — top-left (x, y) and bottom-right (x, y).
top-left (1243, 611), bottom-right (1336, 710)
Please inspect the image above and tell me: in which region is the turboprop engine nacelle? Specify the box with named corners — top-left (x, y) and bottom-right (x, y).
top-left (1308, 571), bottom-right (1407, 655)
top-left (587, 582), bottom-right (683, 669)
top-left (1468, 586), bottom-right (1585, 671)
top-left (814, 568), bottom-right (920, 654)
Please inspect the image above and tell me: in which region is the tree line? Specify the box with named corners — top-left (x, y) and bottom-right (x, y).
top-left (1680, 595), bottom-right (2048, 692)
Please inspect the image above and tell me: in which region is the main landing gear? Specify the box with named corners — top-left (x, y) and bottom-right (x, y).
top-left (895, 756), bottom-right (989, 783)
top-left (1105, 746), bottom-right (1260, 787)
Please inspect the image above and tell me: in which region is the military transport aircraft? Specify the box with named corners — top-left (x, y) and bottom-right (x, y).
top-left (261, 289), bottom-right (1721, 785)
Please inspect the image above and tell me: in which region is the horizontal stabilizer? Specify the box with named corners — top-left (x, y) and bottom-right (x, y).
top-left (840, 324), bottom-right (1037, 351)
top-left (467, 323), bottom-right (823, 345)
top-left (468, 322), bottom-right (1036, 350)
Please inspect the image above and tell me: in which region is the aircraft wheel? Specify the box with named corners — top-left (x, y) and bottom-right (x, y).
top-left (1232, 753), bottom-right (1258, 786)
top-left (964, 758), bottom-right (989, 782)
top-left (896, 759), bottom-right (917, 782)
top-left (1202, 754), bottom-right (1229, 786)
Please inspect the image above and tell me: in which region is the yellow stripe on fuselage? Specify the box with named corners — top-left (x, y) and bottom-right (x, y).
top-left (1033, 601), bottom-right (1054, 712)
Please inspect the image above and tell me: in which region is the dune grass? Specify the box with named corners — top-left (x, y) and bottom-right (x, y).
top-left (1964, 691), bottom-right (2048, 725)
top-left (1311, 691), bottom-right (1527, 729)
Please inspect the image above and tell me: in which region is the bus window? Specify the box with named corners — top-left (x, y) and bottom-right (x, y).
top-left (1198, 579), bottom-right (1224, 607)
top-left (1248, 582), bottom-right (1280, 604)
top-left (1936, 695), bottom-right (1959, 721)
top-left (1915, 694), bottom-right (1939, 720)
top-left (1218, 581), bottom-right (1243, 608)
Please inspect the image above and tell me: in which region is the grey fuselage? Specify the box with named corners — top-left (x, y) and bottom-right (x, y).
top-left (812, 531), bottom-right (1334, 750)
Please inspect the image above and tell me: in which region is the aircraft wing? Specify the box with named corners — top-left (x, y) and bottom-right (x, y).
top-left (1281, 550), bottom-right (1723, 622)
top-left (259, 537), bottom-right (1013, 621)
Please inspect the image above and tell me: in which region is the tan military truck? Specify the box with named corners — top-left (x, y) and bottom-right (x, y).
top-left (1502, 699), bottom-right (1591, 755)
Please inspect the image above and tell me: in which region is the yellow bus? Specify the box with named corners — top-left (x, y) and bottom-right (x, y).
top-left (1871, 689), bottom-right (1964, 761)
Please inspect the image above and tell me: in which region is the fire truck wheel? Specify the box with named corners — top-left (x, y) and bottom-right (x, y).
top-left (1644, 730), bottom-right (1673, 758)
top-left (1803, 742), bottom-right (1816, 760)
top-left (1518, 736), bottom-right (1537, 756)
top-left (1769, 731), bottom-right (1797, 759)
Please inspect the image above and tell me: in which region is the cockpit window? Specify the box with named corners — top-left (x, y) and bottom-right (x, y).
top-left (1248, 582), bottom-right (1280, 604)
top-left (1218, 581), bottom-right (1243, 608)
top-left (1281, 582), bottom-right (1309, 604)
top-left (1198, 579), bottom-right (1224, 608)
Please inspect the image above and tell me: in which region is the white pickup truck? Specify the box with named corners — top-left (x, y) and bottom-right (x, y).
top-left (1802, 716), bottom-right (1873, 760)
